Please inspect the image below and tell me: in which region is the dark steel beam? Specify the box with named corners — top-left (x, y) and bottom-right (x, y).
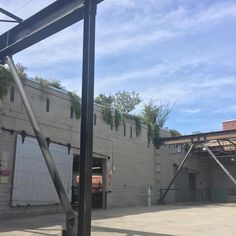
top-left (78, 0), bottom-right (96, 234)
top-left (158, 144), bottom-right (194, 203)
top-left (0, 0), bottom-right (103, 63)
top-left (159, 129), bottom-right (236, 145)
top-left (0, 8), bottom-right (23, 23)
top-left (0, 19), bottom-right (18, 23)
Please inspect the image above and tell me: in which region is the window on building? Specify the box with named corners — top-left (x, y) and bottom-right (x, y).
top-left (70, 106), bottom-right (74, 119)
top-left (124, 123), bottom-right (126, 136)
top-left (94, 113), bottom-right (97, 126)
top-left (130, 126), bottom-right (132, 138)
top-left (46, 97), bottom-right (50, 112)
top-left (10, 86), bottom-right (15, 102)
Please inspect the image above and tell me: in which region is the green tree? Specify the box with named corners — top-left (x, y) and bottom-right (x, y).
top-left (142, 99), bottom-right (159, 124)
top-left (15, 63), bottom-right (27, 80)
top-left (142, 99), bottom-right (172, 128)
top-left (169, 129), bottom-right (181, 137)
top-left (112, 91), bottom-right (142, 113)
top-left (95, 94), bottom-right (114, 128)
top-left (142, 99), bottom-right (172, 146)
top-left (95, 94), bottom-right (114, 107)
top-left (0, 64), bottom-right (26, 99)
top-left (156, 103), bottom-right (172, 128)
top-left (34, 77), bottom-right (66, 91)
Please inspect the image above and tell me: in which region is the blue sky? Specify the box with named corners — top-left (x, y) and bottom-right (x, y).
top-left (1, 0), bottom-right (236, 134)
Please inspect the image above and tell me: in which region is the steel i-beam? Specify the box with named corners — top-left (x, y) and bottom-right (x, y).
top-left (78, 0), bottom-right (97, 235)
top-left (6, 56), bottom-right (77, 236)
top-left (203, 143), bottom-right (236, 186)
top-left (0, 0), bottom-right (103, 63)
top-left (159, 144), bottom-right (194, 203)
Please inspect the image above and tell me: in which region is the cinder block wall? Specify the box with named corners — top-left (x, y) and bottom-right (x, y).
top-left (0, 79), bottom-right (159, 217)
top-left (158, 145), bottom-right (211, 203)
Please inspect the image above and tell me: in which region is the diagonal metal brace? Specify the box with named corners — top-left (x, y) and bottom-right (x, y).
top-left (203, 143), bottom-right (236, 186)
top-left (158, 144), bottom-right (194, 203)
top-left (0, 8), bottom-right (23, 23)
top-left (6, 56), bottom-right (77, 236)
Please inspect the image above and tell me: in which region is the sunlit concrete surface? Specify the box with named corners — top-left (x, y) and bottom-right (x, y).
top-left (0, 203), bottom-right (236, 236)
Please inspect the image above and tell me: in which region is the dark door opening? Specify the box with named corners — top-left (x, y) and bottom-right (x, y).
top-left (188, 173), bottom-right (196, 201)
top-left (72, 155), bottom-right (104, 209)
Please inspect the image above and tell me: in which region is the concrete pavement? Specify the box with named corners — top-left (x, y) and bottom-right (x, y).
top-left (0, 203), bottom-right (236, 236)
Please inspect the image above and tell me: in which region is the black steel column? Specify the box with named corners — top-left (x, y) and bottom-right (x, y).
top-left (78, 0), bottom-right (96, 235)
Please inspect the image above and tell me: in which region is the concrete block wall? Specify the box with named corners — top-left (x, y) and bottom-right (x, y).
top-left (0, 79), bottom-right (158, 217)
top-left (211, 164), bottom-right (236, 202)
top-left (158, 145), bottom-right (211, 203)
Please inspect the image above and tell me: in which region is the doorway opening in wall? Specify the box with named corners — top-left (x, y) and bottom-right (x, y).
top-left (188, 173), bottom-right (196, 202)
top-left (72, 155), bottom-right (105, 209)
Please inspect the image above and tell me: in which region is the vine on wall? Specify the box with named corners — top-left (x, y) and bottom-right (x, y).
top-left (68, 92), bottom-right (81, 119)
top-left (146, 123), bottom-right (160, 147)
top-left (0, 64), bottom-right (27, 100)
top-left (133, 115), bottom-right (142, 137)
top-left (114, 109), bottom-right (121, 131)
top-left (102, 106), bottom-right (113, 129)
top-left (0, 68), bottom-right (12, 99)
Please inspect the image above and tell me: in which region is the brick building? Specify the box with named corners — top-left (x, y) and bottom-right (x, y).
top-left (223, 120), bottom-right (236, 131)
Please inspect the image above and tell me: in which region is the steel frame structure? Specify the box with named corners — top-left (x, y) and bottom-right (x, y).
top-left (0, 8), bottom-right (23, 23)
top-left (158, 133), bottom-right (236, 203)
top-left (0, 0), bottom-right (103, 235)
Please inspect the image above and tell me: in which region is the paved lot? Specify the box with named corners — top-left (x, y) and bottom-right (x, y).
top-left (0, 203), bottom-right (236, 236)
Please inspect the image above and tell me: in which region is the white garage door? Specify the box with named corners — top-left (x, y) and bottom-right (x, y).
top-left (12, 135), bottom-right (73, 206)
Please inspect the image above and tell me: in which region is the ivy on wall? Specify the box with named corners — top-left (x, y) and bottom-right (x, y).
top-left (133, 115), bottom-right (142, 137)
top-left (0, 64), bottom-right (27, 100)
top-left (114, 109), bottom-right (121, 131)
top-left (102, 106), bottom-right (113, 129)
top-left (146, 123), bottom-right (160, 147)
top-left (68, 92), bottom-right (81, 119)
top-left (0, 66), bottom-right (13, 99)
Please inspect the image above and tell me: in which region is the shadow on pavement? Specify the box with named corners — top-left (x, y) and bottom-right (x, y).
top-left (92, 225), bottom-right (174, 236)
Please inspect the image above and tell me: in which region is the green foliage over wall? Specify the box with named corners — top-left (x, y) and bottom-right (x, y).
top-left (133, 115), bottom-right (142, 137)
top-left (95, 94), bottom-right (114, 129)
top-left (0, 65), bottom-right (13, 99)
top-left (68, 92), bottom-right (81, 119)
top-left (0, 64), bottom-right (26, 100)
top-left (169, 129), bottom-right (181, 137)
top-left (114, 109), bottom-right (121, 131)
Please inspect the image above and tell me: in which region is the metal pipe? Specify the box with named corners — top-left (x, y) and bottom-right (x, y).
top-left (158, 144), bottom-right (194, 203)
top-left (6, 56), bottom-right (77, 235)
top-left (0, 19), bottom-right (18, 23)
top-left (78, 0), bottom-right (97, 235)
top-left (203, 143), bottom-right (236, 185)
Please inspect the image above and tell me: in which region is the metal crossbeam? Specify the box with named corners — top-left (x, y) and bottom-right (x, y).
top-left (0, 0), bottom-right (103, 63)
top-left (159, 129), bottom-right (236, 145)
top-left (0, 8), bottom-right (23, 23)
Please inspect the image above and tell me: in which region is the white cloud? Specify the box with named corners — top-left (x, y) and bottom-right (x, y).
top-left (179, 108), bottom-right (201, 113)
